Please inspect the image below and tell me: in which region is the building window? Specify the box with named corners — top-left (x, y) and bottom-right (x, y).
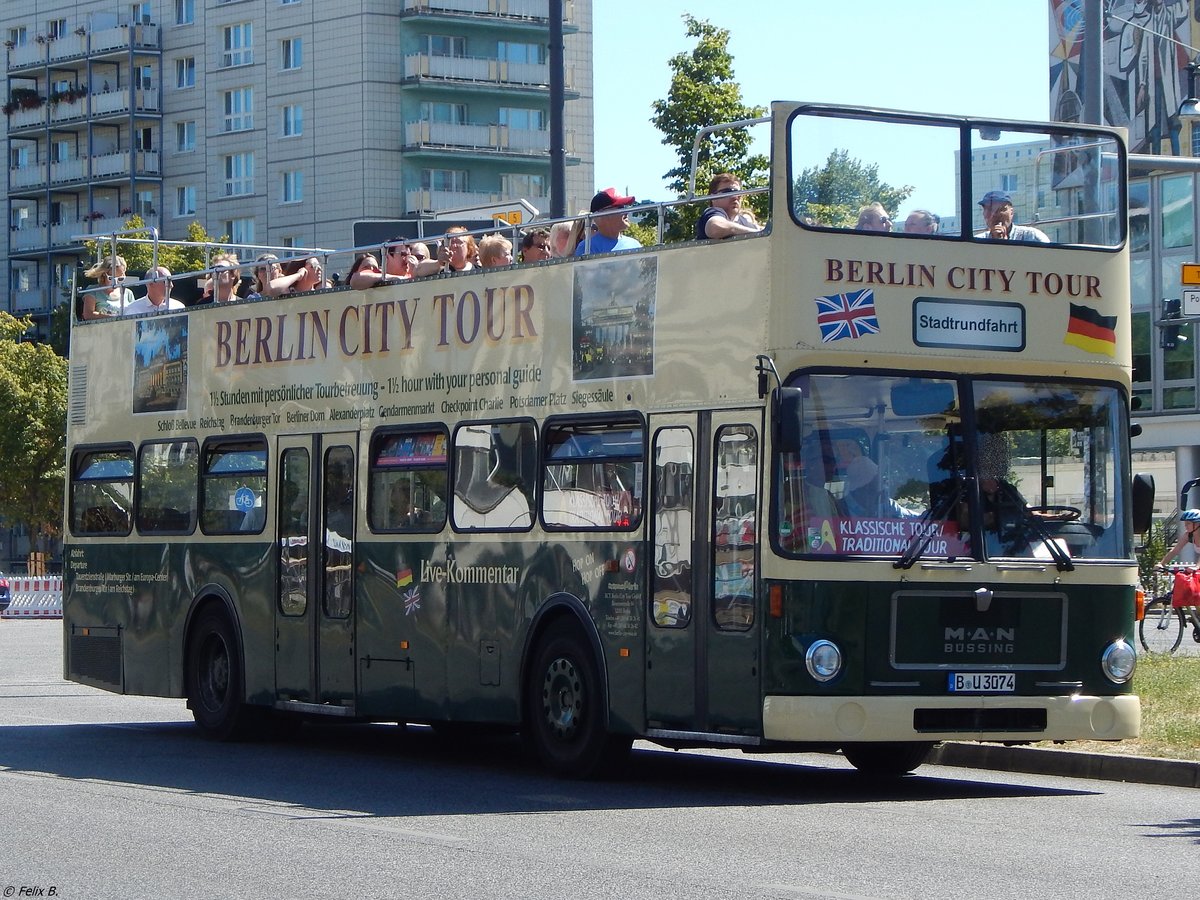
top-left (497, 41), bottom-right (546, 65)
top-left (499, 107), bottom-right (546, 130)
top-left (176, 185), bottom-right (197, 216)
top-left (176, 120), bottom-right (196, 152)
top-left (501, 173), bottom-right (546, 198)
top-left (224, 218), bottom-right (254, 245)
top-left (279, 235), bottom-right (296, 248)
top-left (134, 64), bottom-right (153, 89)
top-left (222, 87), bottom-right (252, 132)
top-left (47, 19), bottom-right (67, 40)
top-left (427, 35), bottom-right (466, 57)
top-left (282, 170), bottom-right (303, 203)
top-left (175, 0), bottom-right (195, 25)
top-left (420, 101), bottom-right (466, 124)
top-left (8, 27), bottom-right (28, 47)
top-left (281, 0), bottom-right (300, 5)
top-left (131, 3), bottom-right (152, 25)
top-left (223, 153), bottom-right (254, 197)
top-left (422, 169), bottom-right (469, 192)
top-left (999, 173), bottom-right (1018, 192)
top-left (282, 105), bottom-right (303, 137)
top-left (135, 190), bottom-right (155, 216)
top-left (281, 38), bottom-right (302, 70)
top-left (135, 127), bottom-right (154, 151)
top-left (222, 23), bottom-right (253, 68)
top-left (176, 57), bottom-right (196, 89)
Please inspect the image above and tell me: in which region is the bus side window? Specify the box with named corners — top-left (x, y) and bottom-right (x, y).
top-left (200, 439), bottom-right (268, 535)
top-left (137, 439), bottom-right (198, 534)
top-left (367, 429), bottom-right (448, 533)
top-left (71, 447), bottom-right (135, 536)
top-left (452, 420), bottom-right (536, 531)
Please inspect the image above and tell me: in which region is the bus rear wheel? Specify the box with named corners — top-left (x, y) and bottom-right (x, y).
top-left (842, 742), bottom-right (934, 778)
top-left (186, 607), bottom-right (256, 741)
top-left (524, 620), bottom-right (630, 778)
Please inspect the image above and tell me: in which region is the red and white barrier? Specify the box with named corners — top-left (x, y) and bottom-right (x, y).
top-left (1, 575), bottom-right (64, 619)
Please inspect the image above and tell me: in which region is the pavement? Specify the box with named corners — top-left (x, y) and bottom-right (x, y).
top-left (927, 741), bottom-right (1200, 788)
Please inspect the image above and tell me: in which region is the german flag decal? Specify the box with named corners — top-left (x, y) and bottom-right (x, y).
top-left (1064, 303), bottom-right (1117, 357)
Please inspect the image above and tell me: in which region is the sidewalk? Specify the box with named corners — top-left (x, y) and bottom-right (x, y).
top-left (928, 741), bottom-right (1200, 788)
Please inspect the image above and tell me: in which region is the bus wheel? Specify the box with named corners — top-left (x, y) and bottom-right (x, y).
top-left (186, 608), bottom-right (255, 741)
top-left (524, 621), bottom-right (630, 778)
top-left (842, 742), bottom-right (934, 778)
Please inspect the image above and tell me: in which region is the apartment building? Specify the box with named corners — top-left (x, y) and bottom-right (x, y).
top-left (2, 0), bottom-right (594, 339)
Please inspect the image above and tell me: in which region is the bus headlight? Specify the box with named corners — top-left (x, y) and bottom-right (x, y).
top-left (805, 640), bottom-right (843, 682)
top-left (1101, 640), bottom-right (1136, 684)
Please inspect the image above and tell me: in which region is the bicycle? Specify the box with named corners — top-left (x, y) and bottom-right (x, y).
top-left (1139, 565), bottom-right (1200, 654)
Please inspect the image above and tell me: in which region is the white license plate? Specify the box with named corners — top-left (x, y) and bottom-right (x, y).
top-left (948, 672), bottom-right (1015, 693)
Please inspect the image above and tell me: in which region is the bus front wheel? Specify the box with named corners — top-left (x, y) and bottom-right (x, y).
top-left (524, 620), bottom-right (630, 778)
top-left (842, 741), bottom-right (934, 778)
top-left (186, 607), bottom-right (255, 741)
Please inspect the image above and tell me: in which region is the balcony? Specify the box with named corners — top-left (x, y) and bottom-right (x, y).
top-left (9, 163), bottom-right (48, 190)
top-left (404, 120), bottom-right (569, 157)
top-left (403, 53), bottom-right (575, 92)
top-left (10, 226), bottom-right (48, 252)
top-left (6, 103), bottom-right (48, 131)
top-left (11, 287), bottom-right (49, 312)
top-left (7, 24), bottom-right (161, 72)
top-left (91, 149), bottom-right (161, 179)
top-left (90, 87), bottom-right (161, 118)
top-left (50, 157), bottom-right (86, 183)
top-left (401, 0), bottom-right (577, 28)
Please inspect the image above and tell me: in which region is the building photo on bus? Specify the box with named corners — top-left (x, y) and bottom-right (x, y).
top-left (63, 101), bottom-right (1152, 780)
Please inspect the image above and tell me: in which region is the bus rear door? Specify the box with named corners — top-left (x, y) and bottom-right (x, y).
top-left (274, 433), bottom-right (359, 713)
top-left (646, 412), bottom-right (762, 738)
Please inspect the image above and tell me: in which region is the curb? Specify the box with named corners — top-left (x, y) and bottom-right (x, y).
top-left (928, 741), bottom-right (1200, 789)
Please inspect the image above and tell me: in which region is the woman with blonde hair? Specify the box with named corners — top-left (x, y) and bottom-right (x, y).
top-left (279, 256), bottom-right (328, 294)
top-left (413, 226), bottom-right (476, 276)
top-left (250, 253), bottom-right (309, 298)
top-left (81, 255), bottom-right (135, 319)
top-left (478, 233), bottom-right (514, 268)
top-left (206, 253), bottom-right (243, 304)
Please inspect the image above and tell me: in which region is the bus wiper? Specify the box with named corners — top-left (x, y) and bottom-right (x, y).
top-left (995, 481), bottom-right (1075, 572)
top-left (894, 477), bottom-right (964, 570)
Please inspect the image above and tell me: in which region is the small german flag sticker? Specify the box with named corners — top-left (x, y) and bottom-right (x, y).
top-left (1064, 303), bottom-right (1117, 357)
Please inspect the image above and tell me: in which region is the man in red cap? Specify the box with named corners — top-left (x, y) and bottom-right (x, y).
top-left (576, 187), bottom-right (642, 255)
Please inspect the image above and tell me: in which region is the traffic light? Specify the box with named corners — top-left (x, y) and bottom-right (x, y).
top-left (1161, 297), bottom-right (1184, 350)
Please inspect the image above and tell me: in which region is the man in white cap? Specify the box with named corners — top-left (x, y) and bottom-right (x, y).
top-left (576, 187), bottom-right (642, 255)
top-left (976, 190), bottom-right (1050, 243)
top-left (842, 456), bottom-right (918, 518)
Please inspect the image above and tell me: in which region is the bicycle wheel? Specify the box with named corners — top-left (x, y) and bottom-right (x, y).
top-left (1139, 598), bottom-right (1184, 654)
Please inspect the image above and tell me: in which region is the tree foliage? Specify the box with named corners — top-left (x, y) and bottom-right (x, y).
top-left (0, 311), bottom-right (68, 554)
top-left (792, 149), bottom-right (914, 228)
top-left (82, 215), bottom-right (226, 277)
top-left (650, 15), bottom-right (768, 240)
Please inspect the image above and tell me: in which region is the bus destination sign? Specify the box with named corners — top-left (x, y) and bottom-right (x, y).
top-left (911, 297), bottom-right (1025, 352)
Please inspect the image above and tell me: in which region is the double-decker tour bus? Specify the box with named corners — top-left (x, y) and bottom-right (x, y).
top-left (63, 102), bottom-right (1152, 777)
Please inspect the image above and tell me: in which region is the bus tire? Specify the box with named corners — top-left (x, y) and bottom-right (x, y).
top-left (524, 620), bottom-right (630, 778)
top-left (842, 741), bottom-right (934, 778)
top-left (185, 607), bottom-right (256, 741)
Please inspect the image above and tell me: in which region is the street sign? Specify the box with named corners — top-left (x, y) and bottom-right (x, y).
top-left (429, 199), bottom-right (539, 226)
top-left (1182, 264), bottom-right (1200, 285)
top-left (1184, 288), bottom-right (1200, 317)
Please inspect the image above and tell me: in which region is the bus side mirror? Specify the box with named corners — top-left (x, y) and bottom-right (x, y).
top-left (1132, 472), bottom-right (1154, 535)
top-left (776, 387), bottom-right (803, 452)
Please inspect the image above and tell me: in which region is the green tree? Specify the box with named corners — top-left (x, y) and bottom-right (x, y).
top-left (83, 215), bottom-right (226, 276)
top-left (792, 149), bottom-right (913, 228)
top-left (0, 311), bottom-right (68, 557)
top-left (650, 15), bottom-right (768, 241)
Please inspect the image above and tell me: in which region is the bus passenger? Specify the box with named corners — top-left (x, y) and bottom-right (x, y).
top-left (842, 456), bottom-right (918, 518)
top-left (414, 226), bottom-right (477, 275)
top-left (976, 190), bottom-right (1050, 243)
top-left (479, 233), bottom-right (515, 268)
top-left (549, 219), bottom-right (581, 258)
top-left (696, 173), bottom-right (763, 240)
top-left (520, 228), bottom-right (552, 263)
top-left (382, 237), bottom-right (416, 281)
top-left (122, 266), bottom-right (184, 315)
top-left (207, 253), bottom-right (243, 304)
top-left (903, 209), bottom-right (940, 234)
top-left (347, 253), bottom-right (385, 291)
top-left (82, 255), bottom-right (134, 319)
top-left (855, 203), bottom-right (892, 232)
top-left (576, 189), bottom-right (641, 255)
top-left (409, 242), bottom-right (431, 267)
top-left (279, 256), bottom-right (328, 294)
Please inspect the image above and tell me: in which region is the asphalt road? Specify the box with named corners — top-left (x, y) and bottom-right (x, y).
top-left (1, 620), bottom-right (1196, 900)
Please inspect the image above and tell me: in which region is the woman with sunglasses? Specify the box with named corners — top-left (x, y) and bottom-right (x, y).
top-left (696, 173), bottom-right (763, 241)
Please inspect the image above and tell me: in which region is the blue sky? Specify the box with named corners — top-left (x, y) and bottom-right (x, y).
top-left (592, 1), bottom-right (1050, 202)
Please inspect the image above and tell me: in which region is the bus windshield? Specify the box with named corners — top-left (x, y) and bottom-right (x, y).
top-left (775, 373), bottom-right (1131, 563)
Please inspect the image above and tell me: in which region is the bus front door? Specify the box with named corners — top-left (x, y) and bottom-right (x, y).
top-left (274, 433), bottom-right (358, 712)
top-left (646, 412), bottom-right (762, 737)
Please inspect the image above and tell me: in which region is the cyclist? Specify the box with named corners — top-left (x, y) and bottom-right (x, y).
top-left (1160, 508), bottom-right (1200, 565)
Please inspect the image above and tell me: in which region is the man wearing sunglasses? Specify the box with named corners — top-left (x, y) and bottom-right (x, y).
top-left (696, 173), bottom-right (763, 240)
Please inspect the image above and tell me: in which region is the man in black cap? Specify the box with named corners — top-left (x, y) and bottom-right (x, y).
top-left (976, 190), bottom-right (1049, 243)
top-left (576, 187), bottom-right (642, 255)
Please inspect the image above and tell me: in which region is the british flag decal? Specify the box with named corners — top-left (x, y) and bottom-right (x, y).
top-left (813, 289), bottom-right (880, 342)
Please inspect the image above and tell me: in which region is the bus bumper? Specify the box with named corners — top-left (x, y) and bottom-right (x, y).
top-left (762, 693), bottom-right (1140, 743)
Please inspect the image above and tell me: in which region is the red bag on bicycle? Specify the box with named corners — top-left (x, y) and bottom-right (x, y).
top-left (1171, 570), bottom-right (1200, 608)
